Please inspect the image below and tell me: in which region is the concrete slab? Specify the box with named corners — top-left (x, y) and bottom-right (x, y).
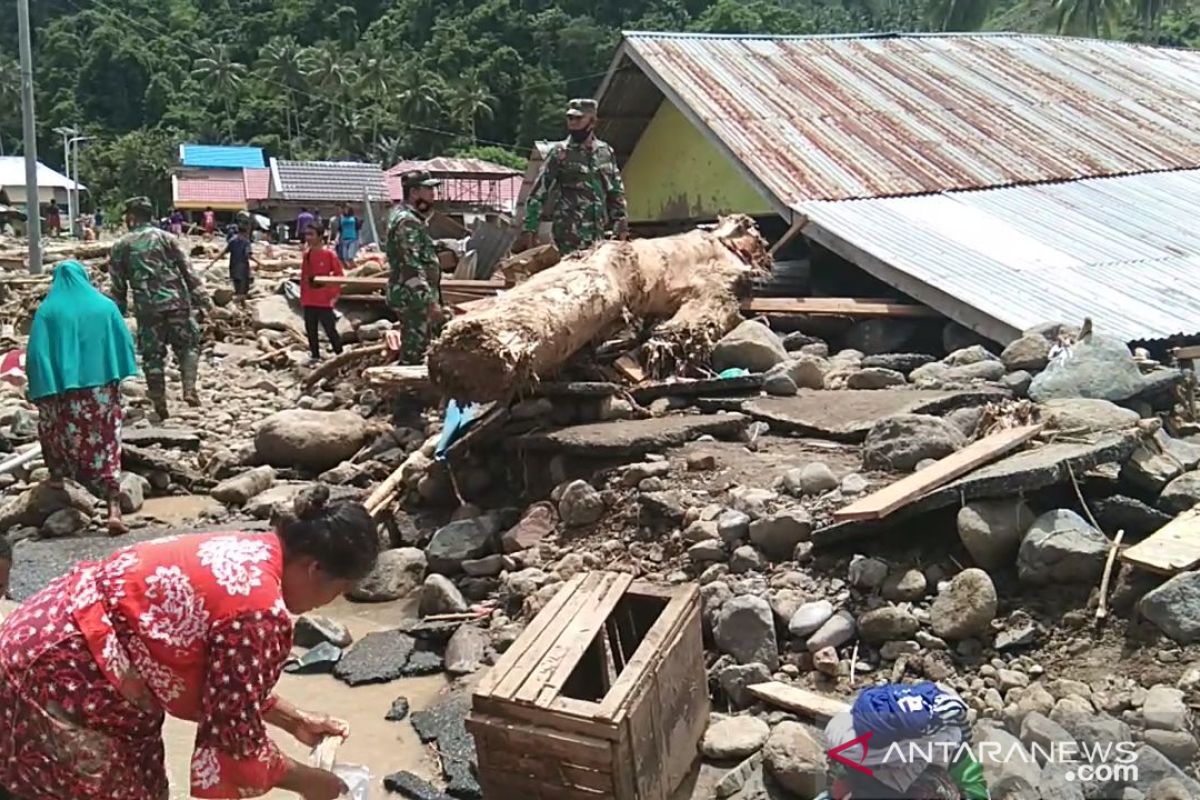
top-left (122, 426), bottom-right (202, 451)
top-left (743, 389), bottom-right (1007, 442)
top-left (631, 375), bottom-right (764, 404)
top-left (509, 412), bottom-right (749, 457)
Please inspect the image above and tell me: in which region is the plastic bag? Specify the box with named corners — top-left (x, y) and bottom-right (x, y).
top-left (334, 763), bottom-right (371, 800)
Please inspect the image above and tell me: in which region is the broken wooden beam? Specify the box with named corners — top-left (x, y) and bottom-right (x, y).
top-left (1120, 505), bottom-right (1200, 575)
top-left (741, 297), bottom-right (938, 318)
top-left (747, 682), bottom-right (849, 721)
top-left (363, 364), bottom-right (433, 394)
top-left (833, 424), bottom-right (1044, 522)
top-left (313, 276), bottom-right (505, 292)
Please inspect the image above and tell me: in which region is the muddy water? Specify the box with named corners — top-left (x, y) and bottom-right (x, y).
top-left (132, 495), bottom-right (225, 527)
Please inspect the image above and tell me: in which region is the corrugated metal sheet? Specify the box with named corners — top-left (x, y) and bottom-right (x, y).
top-left (179, 144), bottom-right (265, 169)
top-left (799, 169), bottom-right (1200, 343)
top-left (0, 157), bottom-right (84, 191)
top-left (174, 176), bottom-right (245, 208)
top-left (387, 158), bottom-right (520, 178)
top-left (270, 159), bottom-right (388, 202)
top-left (516, 141), bottom-right (557, 213)
top-left (607, 32), bottom-right (1200, 206)
top-left (243, 168), bottom-right (271, 201)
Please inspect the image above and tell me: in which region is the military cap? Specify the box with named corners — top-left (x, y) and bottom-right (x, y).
top-left (566, 98), bottom-right (598, 117)
top-left (123, 196), bottom-right (153, 213)
top-left (402, 170), bottom-right (442, 190)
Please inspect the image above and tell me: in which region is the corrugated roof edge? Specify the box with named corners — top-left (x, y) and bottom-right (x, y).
top-left (618, 29), bottom-right (1183, 49)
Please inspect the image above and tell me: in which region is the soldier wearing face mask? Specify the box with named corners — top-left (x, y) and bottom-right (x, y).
top-left (517, 98), bottom-right (629, 255)
top-left (385, 170), bottom-right (447, 365)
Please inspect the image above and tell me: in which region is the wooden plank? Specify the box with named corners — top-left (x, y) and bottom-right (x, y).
top-left (478, 768), bottom-right (609, 800)
top-left (742, 296), bottom-right (939, 318)
top-left (1120, 504), bottom-right (1200, 574)
top-left (626, 675), bottom-right (668, 800)
top-left (832, 424), bottom-right (1043, 522)
top-left (747, 682), bottom-right (850, 721)
top-left (313, 275), bottom-right (504, 290)
top-left (1173, 345), bottom-right (1200, 362)
top-left (477, 746), bottom-right (614, 794)
top-left (515, 572), bottom-right (620, 705)
top-left (467, 713), bottom-right (613, 770)
top-left (535, 572), bottom-right (634, 707)
top-left (597, 588), bottom-right (698, 722)
top-left (651, 602), bottom-right (708, 798)
top-left (476, 574), bottom-right (585, 698)
top-left (614, 354), bottom-right (646, 383)
top-left (474, 695), bottom-right (620, 741)
top-left (510, 573), bottom-right (608, 703)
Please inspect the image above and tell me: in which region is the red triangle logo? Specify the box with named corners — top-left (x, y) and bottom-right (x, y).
top-left (828, 730), bottom-right (874, 776)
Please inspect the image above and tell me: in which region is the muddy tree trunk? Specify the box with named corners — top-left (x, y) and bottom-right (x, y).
top-left (427, 215), bottom-right (771, 402)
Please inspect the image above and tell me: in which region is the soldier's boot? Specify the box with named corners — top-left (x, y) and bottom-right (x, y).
top-left (180, 352), bottom-right (201, 408)
top-left (147, 374), bottom-right (170, 420)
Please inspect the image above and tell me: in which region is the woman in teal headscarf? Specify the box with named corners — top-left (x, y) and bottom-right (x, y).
top-left (27, 260), bottom-right (138, 534)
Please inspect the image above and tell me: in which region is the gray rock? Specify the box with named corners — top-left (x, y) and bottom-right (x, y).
top-left (975, 724), bottom-right (1043, 791)
top-left (782, 331), bottom-right (823, 351)
top-left (1092, 496), bottom-right (1173, 538)
top-left (1018, 510), bottom-right (1109, 585)
top-left (1002, 370), bottom-right (1033, 397)
top-left (1002, 334), bottom-right (1052, 372)
top-left (689, 540), bottom-right (727, 564)
top-left (798, 462), bottom-right (838, 495)
top-left (419, 574), bottom-right (468, 617)
top-left (254, 409), bottom-right (371, 472)
top-left (846, 367), bottom-right (907, 390)
top-left (849, 555), bottom-right (889, 591)
top-left (718, 662), bottom-right (772, 709)
top-left (931, 568), bottom-right (997, 639)
top-left (1146, 779), bottom-right (1192, 800)
top-left (461, 554), bottom-right (506, 578)
top-left (1024, 321), bottom-right (1081, 342)
top-left (425, 517), bottom-right (500, 574)
top-left (1029, 334), bottom-right (1147, 403)
top-left (1158, 471), bottom-right (1200, 515)
top-left (383, 771), bottom-right (454, 800)
top-left (284, 642), bottom-right (343, 674)
top-left (1041, 398), bottom-right (1139, 434)
top-left (558, 479), bottom-right (604, 527)
top-left (946, 405), bottom-right (985, 438)
top-left (863, 413), bottom-right (965, 472)
top-left (294, 615), bottom-right (353, 648)
top-left (444, 625), bottom-right (488, 675)
top-left (1039, 762), bottom-right (1086, 800)
top-left (946, 345), bottom-right (1000, 366)
top-left (400, 650), bottom-right (445, 677)
top-left (880, 640), bottom-right (921, 660)
top-left (714, 595), bottom-right (778, 670)
top-left (718, 510), bottom-right (751, 544)
top-left (762, 372), bottom-right (798, 396)
top-left (385, 697), bottom-right (411, 723)
top-left (882, 569), bottom-right (928, 601)
top-left (1142, 730), bottom-right (1199, 767)
top-left (844, 318), bottom-right (919, 355)
top-left (620, 461), bottom-right (671, 488)
top-left (1123, 435), bottom-right (1192, 493)
top-left (857, 606), bottom-right (919, 643)
top-left (333, 630), bottom-right (415, 686)
top-left (763, 721), bottom-right (824, 797)
top-left (1143, 685), bottom-right (1188, 731)
top-left (117, 472), bottom-right (149, 514)
top-left (1019, 711), bottom-right (1074, 755)
top-left (728, 487), bottom-right (777, 520)
top-left (783, 356), bottom-right (829, 390)
top-left (41, 507), bottom-right (90, 537)
top-left (748, 508), bottom-right (812, 561)
top-left (715, 753), bottom-right (763, 799)
top-left (501, 501), bottom-right (556, 553)
top-left (841, 473), bottom-right (869, 495)
top-left (349, 548), bottom-right (427, 602)
top-left (957, 499), bottom-right (1036, 570)
top-left (1130, 745), bottom-right (1200, 797)
top-left (789, 600), bottom-right (835, 638)
top-left (861, 353), bottom-right (935, 373)
top-left (729, 545), bottom-right (766, 574)
top-left (945, 360), bottom-right (1007, 382)
top-left (807, 609), bottom-right (856, 652)
top-left (700, 716), bottom-right (771, 760)
top-left (211, 465), bottom-right (276, 505)
top-left (712, 321), bottom-right (789, 373)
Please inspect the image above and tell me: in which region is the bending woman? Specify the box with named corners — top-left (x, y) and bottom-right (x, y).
top-left (0, 487), bottom-right (380, 800)
top-left (26, 259), bottom-right (138, 534)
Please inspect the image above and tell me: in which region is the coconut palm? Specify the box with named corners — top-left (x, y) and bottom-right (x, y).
top-left (191, 44), bottom-right (247, 141)
top-left (301, 46), bottom-right (353, 146)
top-left (926, 0), bottom-right (996, 30)
top-left (258, 37), bottom-right (305, 155)
top-left (396, 64), bottom-right (443, 125)
top-left (447, 79), bottom-right (496, 144)
top-left (1052, 0), bottom-right (1125, 34)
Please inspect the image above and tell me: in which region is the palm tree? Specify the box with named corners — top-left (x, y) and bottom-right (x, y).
top-left (0, 59), bottom-right (19, 155)
top-left (1051, 0), bottom-right (1125, 35)
top-left (447, 80), bottom-right (496, 144)
top-left (396, 64), bottom-right (443, 125)
top-left (926, 0), bottom-right (995, 30)
top-left (301, 46), bottom-right (352, 147)
top-left (191, 44), bottom-right (247, 141)
top-left (258, 37), bottom-right (305, 155)
top-left (356, 56), bottom-right (392, 148)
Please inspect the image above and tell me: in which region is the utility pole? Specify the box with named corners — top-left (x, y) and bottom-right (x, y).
top-left (54, 126), bottom-right (76, 237)
top-left (17, 0), bottom-right (41, 274)
top-left (70, 135), bottom-right (89, 238)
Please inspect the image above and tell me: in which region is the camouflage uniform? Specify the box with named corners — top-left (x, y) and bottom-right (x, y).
top-left (523, 99), bottom-right (629, 255)
top-left (386, 171), bottom-right (445, 365)
top-left (109, 197), bottom-right (211, 416)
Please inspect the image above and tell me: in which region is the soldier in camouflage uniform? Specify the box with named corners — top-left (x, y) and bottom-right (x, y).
top-left (386, 170), bottom-right (446, 365)
top-left (520, 98), bottom-right (629, 255)
top-left (109, 196), bottom-right (211, 420)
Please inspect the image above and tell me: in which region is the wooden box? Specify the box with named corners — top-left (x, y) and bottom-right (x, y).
top-left (469, 572), bottom-right (709, 800)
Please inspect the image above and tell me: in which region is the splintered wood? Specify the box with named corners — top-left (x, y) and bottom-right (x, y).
top-left (469, 573), bottom-right (708, 800)
top-left (1121, 505), bottom-right (1200, 574)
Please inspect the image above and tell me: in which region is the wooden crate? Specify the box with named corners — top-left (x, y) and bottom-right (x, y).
top-left (469, 572), bottom-right (708, 800)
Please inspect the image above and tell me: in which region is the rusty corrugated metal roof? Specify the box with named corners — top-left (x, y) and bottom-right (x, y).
top-left (387, 158), bottom-right (520, 178)
top-left (604, 32), bottom-right (1200, 206)
top-left (799, 169), bottom-right (1200, 343)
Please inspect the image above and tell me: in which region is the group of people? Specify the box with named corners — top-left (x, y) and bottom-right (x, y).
top-left (42, 199), bottom-right (104, 239)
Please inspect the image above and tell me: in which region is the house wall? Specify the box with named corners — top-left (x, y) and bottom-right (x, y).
top-left (621, 101), bottom-right (774, 222)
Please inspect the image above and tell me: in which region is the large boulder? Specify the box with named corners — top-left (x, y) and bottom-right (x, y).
top-left (1040, 398), bottom-right (1139, 434)
top-left (700, 716), bottom-right (770, 761)
top-left (780, 356), bottom-right (828, 390)
top-left (931, 568), bottom-right (997, 639)
top-left (1028, 334), bottom-right (1146, 402)
top-left (348, 548), bottom-right (426, 602)
top-left (255, 410), bottom-right (371, 472)
top-left (252, 294), bottom-right (305, 335)
top-left (957, 499), bottom-right (1036, 570)
top-left (1018, 510), bottom-right (1109, 585)
top-left (763, 722), bottom-right (825, 797)
top-left (857, 606), bottom-right (919, 643)
top-left (0, 480), bottom-right (96, 531)
top-left (713, 595), bottom-right (779, 670)
top-left (1122, 434), bottom-right (1196, 494)
top-left (1141, 572), bottom-right (1200, 644)
top-left (1158, 470), bottom-right (1200, 515)
top-left (1001, 334), bottom-right (1052, 372)
top-left (558, 480), bottom-right (604, 527)
top-left (425, 515), bottom-right (503, 574)
top-left (863, 414), bottom-right (965, 472)
top-left (712, 321), bottom-right (788, 373)
top-left (747, 508), bottom-right (812, 561)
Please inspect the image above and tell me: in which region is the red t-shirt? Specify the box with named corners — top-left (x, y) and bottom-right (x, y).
top-left (300, 247), bottom-right (344, 308)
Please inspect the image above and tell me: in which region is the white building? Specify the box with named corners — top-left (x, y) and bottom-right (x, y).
top-left (0, 156), bottom-right (85, 207)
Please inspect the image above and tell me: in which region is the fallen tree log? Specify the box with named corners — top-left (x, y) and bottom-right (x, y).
top-left (427, 215), bottom-right (770, 402)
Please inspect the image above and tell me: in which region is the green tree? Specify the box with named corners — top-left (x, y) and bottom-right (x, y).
top-left (258, 37), bottom-right (305, 155)
top-left (926, 0), bottom-right (996, 30)
top-left (447, 79), bottom-right (497, 143)
top-left (191, 44), bottom-right (247, 141)
top-left (1052, 0), bottom-right (1126, 34)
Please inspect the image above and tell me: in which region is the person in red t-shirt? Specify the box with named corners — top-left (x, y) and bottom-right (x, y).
top-left (202, 206), bottom-right (216, 237)
top-left (299, 222), bottom-right (344, 365)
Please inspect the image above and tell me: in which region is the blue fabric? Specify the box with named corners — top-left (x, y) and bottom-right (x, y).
top-left (339, 215), bottom-right (359, 242)
top-left (436, 400), bottom-right (481, 460)
top-left (850, 682), bottom-right (968, 746)
top-left (27, 260), bottom-right (138, 400)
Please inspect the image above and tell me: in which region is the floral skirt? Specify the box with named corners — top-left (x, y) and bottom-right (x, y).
top-left (35, 383), bottom-right (123, 500)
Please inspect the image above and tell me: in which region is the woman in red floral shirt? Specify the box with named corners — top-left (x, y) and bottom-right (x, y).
top-left (0, 487), bottom-right (380, 800)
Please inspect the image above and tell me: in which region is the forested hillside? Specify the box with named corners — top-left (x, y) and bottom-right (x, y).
top-left (1, 0), bottom-right (1198, 209)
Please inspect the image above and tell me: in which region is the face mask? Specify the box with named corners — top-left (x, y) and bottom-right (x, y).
top-left (414, 198), bottom-right (432, 214)
top-left (569, 126), bottom-right (593, 143)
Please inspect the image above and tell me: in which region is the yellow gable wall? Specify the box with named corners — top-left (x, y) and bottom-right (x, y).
top-left (621, 100), bottom-right (775, 222)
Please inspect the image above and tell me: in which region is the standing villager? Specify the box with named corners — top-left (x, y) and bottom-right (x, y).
top-left (0, 487), bottom-right (380, 800)
top-left (299, 223), bottom-right (344, 364)
top-left (296, 207), bottom-right (314, 241)
top-left (207, 225), bottom-right (262, 303)
top-left (26, 260), bottom-right (139, 535)
top-left (168, 208), bottom-right (185, 236)
top-left (201, 206), bottom-right (216, 238)
top-left (385, 170), bottom-right (445, 365)
top-left (333, 204), bottom-right (361, 267)
top-left (518, 98), bottom-right (628, 255)
top-left (108, 196), bottom-right (211, 420)
top-left (45, 200), bottom-right (62, 238)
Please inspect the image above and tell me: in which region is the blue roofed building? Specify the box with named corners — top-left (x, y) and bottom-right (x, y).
top-left (178, 144), bottom-right (265, 170)
top-left (173, 144), bottom-right (268, 212)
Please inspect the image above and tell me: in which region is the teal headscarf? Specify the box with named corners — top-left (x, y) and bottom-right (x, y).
top-left (27, 260), bottom-right (138, 401)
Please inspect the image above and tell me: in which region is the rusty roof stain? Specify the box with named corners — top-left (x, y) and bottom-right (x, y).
top-left (598, 32), bottom-right (1200, 207)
